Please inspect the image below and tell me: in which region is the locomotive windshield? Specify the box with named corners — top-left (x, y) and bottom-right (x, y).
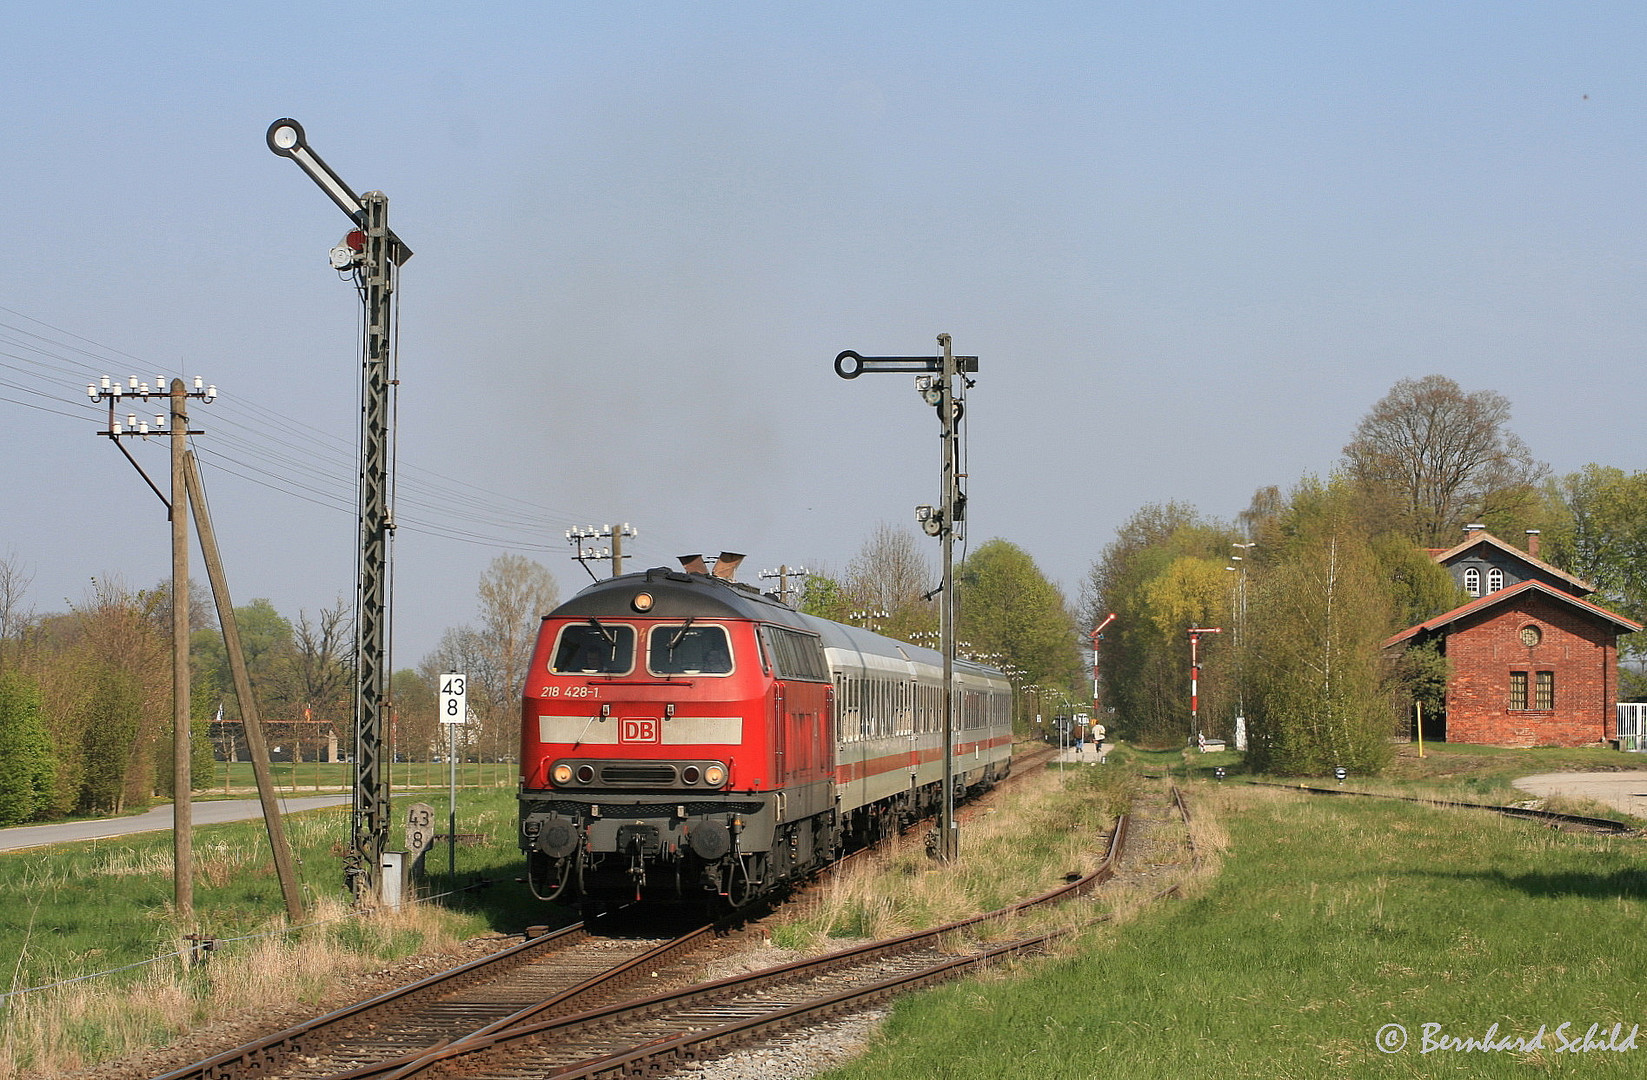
top-left (647, 624), bottom-right (733, 676)
top-left (550, 621), bottom-right (636, 675)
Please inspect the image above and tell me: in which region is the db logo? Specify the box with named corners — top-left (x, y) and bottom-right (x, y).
top-left (620, 718), bottom-right (659, 744)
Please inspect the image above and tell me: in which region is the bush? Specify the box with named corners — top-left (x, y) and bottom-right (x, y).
top-left (0, 671), bottom-right (57, 824)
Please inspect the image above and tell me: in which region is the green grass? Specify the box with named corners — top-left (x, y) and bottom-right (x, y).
top-left (824, 779), bottom-right (1647, 1079)
top-left (0, 786), bottom-right (555, 998)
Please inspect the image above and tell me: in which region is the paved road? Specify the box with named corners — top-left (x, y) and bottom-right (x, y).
top-left (1511, 771), bottom-right (1647, 816)
top-left (0, 795), bottom-right (352, 853)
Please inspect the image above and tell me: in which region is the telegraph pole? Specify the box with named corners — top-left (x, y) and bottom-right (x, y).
top-left (269, 118), bottom-right (412, 903)
top-left (760, 565), bottom-right (809, 605)
top-left (834, 334), bottom-right (977, 861)
top-left (88, 374), bottom-right (214, 914)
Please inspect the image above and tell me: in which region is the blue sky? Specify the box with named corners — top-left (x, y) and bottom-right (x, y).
top-left (3, 3), bottom-right (1645, 662)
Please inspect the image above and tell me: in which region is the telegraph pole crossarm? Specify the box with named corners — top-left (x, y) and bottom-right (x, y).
top-left (833, 334), bottom-right (977, 861)
top-left (759, 565), bottom-right (809, 605)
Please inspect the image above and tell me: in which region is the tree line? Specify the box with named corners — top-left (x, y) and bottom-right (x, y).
top-left (0, 529), bottom-right (1092, 826)
top-left (1083, 374), bottom-right (1647, 775)
top-left (7, 374), bottom-right (1639, 814)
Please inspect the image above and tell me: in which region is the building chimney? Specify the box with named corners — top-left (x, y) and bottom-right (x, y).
top-left (678, 554), bottom-right (708, 575)
top-left (1525, 529), bottom-right (1541, 558)
top-left (711, 551), bottom-right (745, 581)
top-left (1464, 523), bottom-right (1485, 540)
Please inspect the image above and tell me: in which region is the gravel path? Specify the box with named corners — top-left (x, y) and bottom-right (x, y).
top-left (1511, 770), bottom-right (1647, 816)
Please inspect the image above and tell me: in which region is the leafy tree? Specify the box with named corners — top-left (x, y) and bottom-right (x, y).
top-left (957, 540), bottom-right (1082, 731)
top-left (0, 672), bottom-right (55, 824)
top-left (1083, 503), bottom-right (1239, 746)
top-left (1343, 374), bottom-right (1547, 546)
top-left (794, 571), bottom-right (847, 620)
top-left (1245, 483), bottom-right (1400, 775)
top-left (192, 598), bottom-right (297, 720)
top-left (1544, 465), bottom-right (1647, 652)
top-left (76, 663), bottom-right (147, 813)
top-left (391, 668), bottom-right (439, 762)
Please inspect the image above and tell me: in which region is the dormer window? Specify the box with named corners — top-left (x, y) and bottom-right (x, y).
top-left (1465, 567), bottom-right (1481, 597)
top-left (1487, 568), bottom-right (1504, 593)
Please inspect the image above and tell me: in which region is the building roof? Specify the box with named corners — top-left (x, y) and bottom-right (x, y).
top-left (1431, 530), bottom-right (1595, 596)
top-left (1383, 578), bottom-right (1643, 649)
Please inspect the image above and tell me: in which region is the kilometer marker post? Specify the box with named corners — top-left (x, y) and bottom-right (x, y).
top-left (440, 673), bottom-right (467, 880)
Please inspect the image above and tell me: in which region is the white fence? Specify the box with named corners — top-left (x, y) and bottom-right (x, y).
top-left (1616, 703), bottom-right (1647, 751)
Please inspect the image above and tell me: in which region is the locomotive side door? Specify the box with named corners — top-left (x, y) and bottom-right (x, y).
top-left (774, 681), bottom-right (791, 783)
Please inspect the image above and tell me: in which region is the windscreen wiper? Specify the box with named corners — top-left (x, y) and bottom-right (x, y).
top-left (667, 616), bottom-right (696, 652)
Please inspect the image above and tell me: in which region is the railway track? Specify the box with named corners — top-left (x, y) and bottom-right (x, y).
top-left (1246, 780), bottom-right (1638, 834)
top-left (154, 920), bottom-right (717, 1080)
top-left (157, 746), bottom-right (1141, 1080)
top-left (327, 803), bottom-right (1154, 1080)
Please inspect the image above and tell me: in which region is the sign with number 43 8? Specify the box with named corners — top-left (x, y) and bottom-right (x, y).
top-left (439, 673), bottom-right (468, 725)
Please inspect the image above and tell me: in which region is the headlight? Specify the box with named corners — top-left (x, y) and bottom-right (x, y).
top-left (551, 763), bottom-right (573, 785)
top-left (703, 763), bottom-right (726, 787)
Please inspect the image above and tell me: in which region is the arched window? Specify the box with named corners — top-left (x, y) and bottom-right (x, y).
top-left (1487, 568), bottom-right (1504, 593)
top-left (1464, 567), bottom-right (1481, 597)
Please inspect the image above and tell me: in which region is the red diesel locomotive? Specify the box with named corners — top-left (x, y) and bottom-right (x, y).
top-left (517, 563), bottom-right (1013, 910)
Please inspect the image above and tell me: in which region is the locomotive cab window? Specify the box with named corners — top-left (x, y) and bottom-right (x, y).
top-left (647, 624), bottom-right (734, 676)
top-left (550, 622), bottom-right (636, 675)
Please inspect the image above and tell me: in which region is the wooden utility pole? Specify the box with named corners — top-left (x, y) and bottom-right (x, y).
top-left (87, 373), bottom-right (216, 916)
top-left (170, 379), bottom-right (192, 916)
top-left (186, 452), bottom-right (305, 920)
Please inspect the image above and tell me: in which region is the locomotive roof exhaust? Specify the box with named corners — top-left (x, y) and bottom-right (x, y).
top-left (677, 552), bottom-right (746, 581)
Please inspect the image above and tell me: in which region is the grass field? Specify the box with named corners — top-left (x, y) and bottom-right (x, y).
top-left (5, 743), bottom-right (1647, 1077)
top-left (198, 760), bottom-right (519, 796)
top-left (0, 786), bottom-right (561, 1077)
top-left (824, 759), bottom-right (1647, 1079)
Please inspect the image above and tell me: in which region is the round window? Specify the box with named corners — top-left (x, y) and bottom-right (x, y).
top-left (1519, 625), bottom-right (1542, 647)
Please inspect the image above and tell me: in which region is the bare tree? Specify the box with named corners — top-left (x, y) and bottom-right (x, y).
top-left (423, 555), bottom-right (560, 763)
top-left (1343, 375), bottom-right (1546, 547)
top-left (0, 552), bottom-right (34, 668)
top-left (293, 599), bottom-right (352, 724)
top-left (844, 523), bottom-right (936, 639)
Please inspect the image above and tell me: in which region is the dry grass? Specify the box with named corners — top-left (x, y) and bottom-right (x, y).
top-left (0, 898), bottom-right (464, 1079)
top-left (772, 765), bottom-right (1133, 952)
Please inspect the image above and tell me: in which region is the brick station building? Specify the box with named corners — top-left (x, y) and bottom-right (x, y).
top-left (1383, 526), bottom-right (1640, 747)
